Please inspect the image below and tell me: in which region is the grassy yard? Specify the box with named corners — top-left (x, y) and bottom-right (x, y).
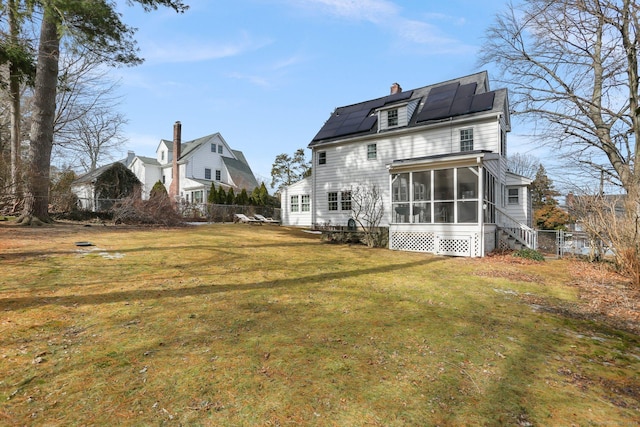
top-left (0, 222), bottom-right (639, 426)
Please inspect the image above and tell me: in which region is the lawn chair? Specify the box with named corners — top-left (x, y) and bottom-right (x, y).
top-left (253, 214), bottom-right (280, 225)
top-left (234, 213), bottom-right (262, 225)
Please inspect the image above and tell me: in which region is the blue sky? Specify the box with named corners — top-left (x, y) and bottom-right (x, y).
top-left (112, 0), bottom-right (535, 184)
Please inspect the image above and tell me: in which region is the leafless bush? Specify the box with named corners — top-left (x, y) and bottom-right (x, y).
top-left (351, 184), bottom-right (386, 248)
top-left (111, 189), bottom-right (183, 226)
top-left (570, 194), bottom-right (640, 287)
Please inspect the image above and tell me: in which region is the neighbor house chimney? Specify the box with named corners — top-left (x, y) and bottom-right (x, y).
top-left (390, 82), bottom-right (402, 94)
top-left (169, 121), bottom-right (181, 201)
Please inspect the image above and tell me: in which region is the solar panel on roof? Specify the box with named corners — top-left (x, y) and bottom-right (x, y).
top-left (311, 90), bottom-right (414, 142)
top-left (448, 83), bottom-right (478, 116)
top-left (469, 92), bottom-right (495, 113)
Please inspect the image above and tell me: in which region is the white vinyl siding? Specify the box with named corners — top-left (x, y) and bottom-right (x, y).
top-left (312, 116), bottom-right (501, 226)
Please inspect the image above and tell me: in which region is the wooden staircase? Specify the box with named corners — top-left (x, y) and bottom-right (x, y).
top-left (495, 208), bottom-right (537, 250)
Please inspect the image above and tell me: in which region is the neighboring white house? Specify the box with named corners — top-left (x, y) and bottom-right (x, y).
top-left (73, 123), bottom-right (259, 210)
top-left (281, 72), bottom-right (534, 257)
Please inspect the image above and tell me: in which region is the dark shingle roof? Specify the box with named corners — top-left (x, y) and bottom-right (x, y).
top-left (222, 155), bottom-right (259, 191)
top-left (310, 71), bottom-right (507, 146)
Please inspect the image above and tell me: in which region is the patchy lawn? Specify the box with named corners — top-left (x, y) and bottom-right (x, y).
top-left (0, 222), bottom-right (638, 426)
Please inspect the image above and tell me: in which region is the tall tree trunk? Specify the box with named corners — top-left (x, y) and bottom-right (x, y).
top-left (8, 0), bottom-right (22, 209)
top-left (18, 9), bottom-right (60, 225)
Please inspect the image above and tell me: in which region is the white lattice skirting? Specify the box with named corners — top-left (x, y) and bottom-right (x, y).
top-left (390, 231), bottom-right (480, 257)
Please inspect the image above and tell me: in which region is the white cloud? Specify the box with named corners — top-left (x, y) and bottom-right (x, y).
top-left (287, 0), bottom-right (472, 53)
top-left (140, 31), bottom-right (273, 64)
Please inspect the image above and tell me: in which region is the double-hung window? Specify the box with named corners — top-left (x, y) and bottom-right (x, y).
top-left (341, 191), bottom-right (351, 211)
top-left (318, 151), bottom-right (326, 165)
top-left (508, 188), bottom-right (519, 204)
top-left (291, 195), bottom-right (299, 212)
top-left (218, 144), bottom-right (223, 154)
top-left (387, 109), bottom-right (398, 127)
top-left (367, 144), bottom-right (377, 160)
top-left (215, 170), bottom-right (221, 181)
top-left (327, 192), bottom-right (338, 211)
top-left (204, 168), bottom-right (211, 180)
top-left (460, 128), bottom-right (474, 152)
top-left (301, 195), bottom-right (310, 212)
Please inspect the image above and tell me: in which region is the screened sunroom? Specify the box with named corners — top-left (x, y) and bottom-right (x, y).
top-left (387, 151), bottom-right (500, 257)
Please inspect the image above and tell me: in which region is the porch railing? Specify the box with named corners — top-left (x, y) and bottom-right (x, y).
top-left (495, 207), bottom-right (537, 249)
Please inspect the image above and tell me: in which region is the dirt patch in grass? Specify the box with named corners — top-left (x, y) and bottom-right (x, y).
top-left (473, 253), bottom-right (640, 335)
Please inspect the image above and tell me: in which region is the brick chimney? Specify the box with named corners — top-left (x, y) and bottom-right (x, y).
top-left (169, 121), bottom-right (181, 201)
top-left (390, 82), bottom-right (402, 94)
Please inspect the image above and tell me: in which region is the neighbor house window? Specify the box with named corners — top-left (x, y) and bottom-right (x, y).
top-left (367, 144), bottom-right (377, 160)
top-left (387, 109), bottom-right (398, 127)
top-left (291, 195), bottom-right (299, 212)
top-left (162, 175), bottom-right (166, 184)
top-left (211, 143), bottom-right (216, 152)
top-left (508, 188), bottom-right (519, 204)
top-left (328, 192), bottom-right (338, 211)
top-left (318, 151), bottom-right (326, 165)
top-left (215, 170), bottom-right (221, 181)
top-left (218, 144), bottom-right (223, 154)
top-left (205, 168), bottom-right (211, 180)
top-left (161, 151), bottom-right (165, 161)
top-left (301, 195), bottom-right (310, 212)
top-left (341, 191), bottom-right (351, 211)
top-left (460, 128), bottom-right (474, 151)
top-left (193, 190), bottom-right (203, 204)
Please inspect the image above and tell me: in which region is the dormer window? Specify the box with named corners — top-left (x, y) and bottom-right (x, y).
top-left (161, 151), bottom-right (165, 161)
top-left (387, 109), bottom-right (398, 127)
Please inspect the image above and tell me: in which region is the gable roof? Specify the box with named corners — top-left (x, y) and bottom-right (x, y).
top-left (162, 132), bottom-right (226, 161)
top-left (72, 157), bottom-right (131, 185)
top-left (310, 71), bottom-right (508, 146)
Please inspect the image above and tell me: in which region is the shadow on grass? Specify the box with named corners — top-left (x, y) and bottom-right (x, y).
top-left (0, 258), bottom-right (439, 311)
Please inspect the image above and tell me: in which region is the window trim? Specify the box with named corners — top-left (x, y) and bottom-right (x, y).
top-left (341, 191), bottom-right (352, 211)
top-left (387, 109), bottom-right (399, 127)
top-left (508, 188), bottom-right (519, 205)
top-left (290, 195), bottom-right (299, 212)
top-left (327, 192), bottom-right (338, 211)
top-left (367, 143), bottom-right (377, 160)
top-left (318, 151), bottom-right (327, 165)
top-left (460, 128), bottom-right (474, 152)
top-left (301, 194), bottom-right (310, 212)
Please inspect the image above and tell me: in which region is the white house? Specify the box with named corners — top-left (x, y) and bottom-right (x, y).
top-left (73, 122), bottom-right (259, 210)
top-left (281, 72), bottom-right (534, 257)
top-left (130, 122), bottom-right (259, 203)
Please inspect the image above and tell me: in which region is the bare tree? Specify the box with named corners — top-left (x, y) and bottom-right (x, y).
top-left (55, 107), bottom-right (127, 172)
top-left (507, 153), bottom-right (540, 180)
top-left (479, 0), bottom-right (639, 194)
top-left (350, 184), bottom-right (385, 248)
top-left (480, 0), bottom-right (640, 283)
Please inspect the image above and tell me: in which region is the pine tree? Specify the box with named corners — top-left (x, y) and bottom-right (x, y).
top-left (217, 186), bottom-right (227, 205)
top-left (531, 165), bottom-right (568, 229)
top-left (226, 188), bottom-right (235, 205)
top-left (208, 182), bottom-right (217, 204)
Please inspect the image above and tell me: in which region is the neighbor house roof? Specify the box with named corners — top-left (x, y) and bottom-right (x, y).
top-left (310, 71), bottom-right (508, 147)
top-left (72, 157), bottom-right (131, 185)
top-left (222, 156), bottom-right (259, 191)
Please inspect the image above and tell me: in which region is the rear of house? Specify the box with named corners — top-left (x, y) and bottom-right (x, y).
top-left (282, 72), bottom-right (533, 257)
